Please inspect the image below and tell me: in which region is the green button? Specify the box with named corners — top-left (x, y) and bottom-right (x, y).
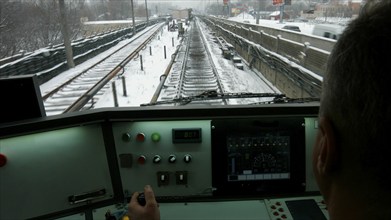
top-left (151, 132), bottom-right (161, 142)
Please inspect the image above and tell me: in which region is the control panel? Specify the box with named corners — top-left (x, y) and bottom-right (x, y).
top-left (0, 105), bottom-right (323, 219)
top-left (113, 120), bottom-right (213, 197)
top-left (265, 196), bottom-right (328, 220)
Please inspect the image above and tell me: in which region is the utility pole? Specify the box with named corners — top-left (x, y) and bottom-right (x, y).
top-left (145, 0), bottom-right (149, 25)
top-left (223, 0), bottom-right (229, 17)
top-left (256, 0), bottom-right (260, 24)
top-left (59, 0), bottom-right (75, 68)
top-left (131, 0), bottom-right (136, 36)
top-left (279, 4), bottom-right (284, 23)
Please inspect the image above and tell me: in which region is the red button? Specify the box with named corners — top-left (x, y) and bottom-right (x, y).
top-left (0, 154), bottom-right (7, 167)
top-left (136, 133), bottom-right (145, 142)
top-left (137, 156), bottom-right (146, 165)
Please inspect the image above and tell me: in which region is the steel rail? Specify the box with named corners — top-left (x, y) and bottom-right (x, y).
top-left (62, 25), bottom-right (163, 113)
top-left (42, 24), bottom-right (163, 102)
top-left (176, 19), bottom-right (227, 105)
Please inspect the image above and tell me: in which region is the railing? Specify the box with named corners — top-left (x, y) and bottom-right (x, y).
top-left (217, 17), bottom-right (336, 52)
top-left (202, 16), bottom-right (324, 98)
top-left (0, 18), bottom-right (164, 84)
top-left (207, 16), bottom-right (331, 77)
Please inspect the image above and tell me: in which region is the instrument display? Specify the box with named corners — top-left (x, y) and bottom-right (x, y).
top-left (172, 128), bottom-right (202, 143)
top-left (211, 117), bottom-right (306, 196)
top-left (227, 134), bottom-right (290, 182)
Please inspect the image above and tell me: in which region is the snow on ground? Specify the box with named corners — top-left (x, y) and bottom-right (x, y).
top-left (228, 12), bottom-right (315, 35)
top-left (40, 17), bottom-right (290, 111)
top-left (94, 25), bottom-right (181, 108)
top-left (40, 24), bottom-right (164, 96)
top-left (198, 20), bottom-right (280, 105)
top-left (95, 18), bottom-right (279, 108)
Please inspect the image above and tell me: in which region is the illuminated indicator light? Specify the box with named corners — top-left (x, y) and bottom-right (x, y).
top-left (137, 155), bottom-right (146, 165)
top-left (136, 133), bottom-right (145, 142)
top-left (151, 133), bottom-right (161, 142)
top-left (0, 154), bottom-right (7, 167)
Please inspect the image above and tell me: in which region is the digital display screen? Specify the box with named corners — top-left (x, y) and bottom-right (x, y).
top-left (172, 128), bottom-right (202, 143)
top-left (211, 118), bottom-right (306, 196)
top-left (227, 134), bottom-right (290, 181)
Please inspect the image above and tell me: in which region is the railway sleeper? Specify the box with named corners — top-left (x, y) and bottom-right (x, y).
top-left (183, 79), bottom-right (218, 85)
top-left (184, 77), bottom-right (217, 82)
top-left (51, 93), bottom-right (85, 99)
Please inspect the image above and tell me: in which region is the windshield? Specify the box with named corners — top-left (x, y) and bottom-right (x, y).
top-left (0, 0), bottom-right (357, 117)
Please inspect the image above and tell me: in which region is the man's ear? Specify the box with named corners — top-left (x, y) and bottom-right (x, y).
top-left (315, 117), bottom-right (338, 175)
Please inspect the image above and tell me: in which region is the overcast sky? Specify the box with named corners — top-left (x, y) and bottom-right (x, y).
top-left (141, 0), bottom-right (219, 9)
top-left (136, 0), bottom-right (243, 10)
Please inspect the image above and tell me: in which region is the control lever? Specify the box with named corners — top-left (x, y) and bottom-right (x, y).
top-left (137, 192), bottom-right (146, 206)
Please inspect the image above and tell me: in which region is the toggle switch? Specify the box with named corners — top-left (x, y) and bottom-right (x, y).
top-left (168, 154), bottom-right (176, 163)
top-left (153, 155), bottom-right (162, 164)
top-left (176, 171), bottom-right (188, 185)
top-left (157, 171), bottom-right (170, 186)
top-left (183, 154), bottom-right (192, 163)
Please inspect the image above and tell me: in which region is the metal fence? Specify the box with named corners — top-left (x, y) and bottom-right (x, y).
top-left (209, 17), bottom-right (331, 78)
top-left (0, 19), bottom-right (163, 84)
top-left (202, 16), bottom-right (324, 98)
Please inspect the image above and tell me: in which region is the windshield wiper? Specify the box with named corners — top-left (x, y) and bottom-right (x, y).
top-left (141, 90), bottom-right (285, 106)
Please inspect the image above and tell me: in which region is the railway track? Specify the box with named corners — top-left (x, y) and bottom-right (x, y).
top-left (157, 19), bottom-right (226, 105)
top-left (42, 23), bottom-right (164, 116)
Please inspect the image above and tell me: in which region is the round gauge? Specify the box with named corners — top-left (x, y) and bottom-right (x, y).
top-left (253, 153), bottom-right (277, 170)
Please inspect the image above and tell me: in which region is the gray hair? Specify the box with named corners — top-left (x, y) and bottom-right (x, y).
top-left (320, 0), bottom-right (391, 190)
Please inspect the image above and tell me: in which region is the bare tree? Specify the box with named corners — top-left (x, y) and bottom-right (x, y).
top-left (1, 0), bottom-right (86, 59)
top-left (0, 1), bottom-right (22, 58)
top-left (34, 1), bottom-right (61, 47)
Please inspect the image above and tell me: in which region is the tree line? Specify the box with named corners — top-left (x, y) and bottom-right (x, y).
top-left (0, 0), bottom-right (162, 60)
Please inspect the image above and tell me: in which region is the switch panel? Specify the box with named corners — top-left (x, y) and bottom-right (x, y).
top-left (113, 120), bottom-right (212, 197)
